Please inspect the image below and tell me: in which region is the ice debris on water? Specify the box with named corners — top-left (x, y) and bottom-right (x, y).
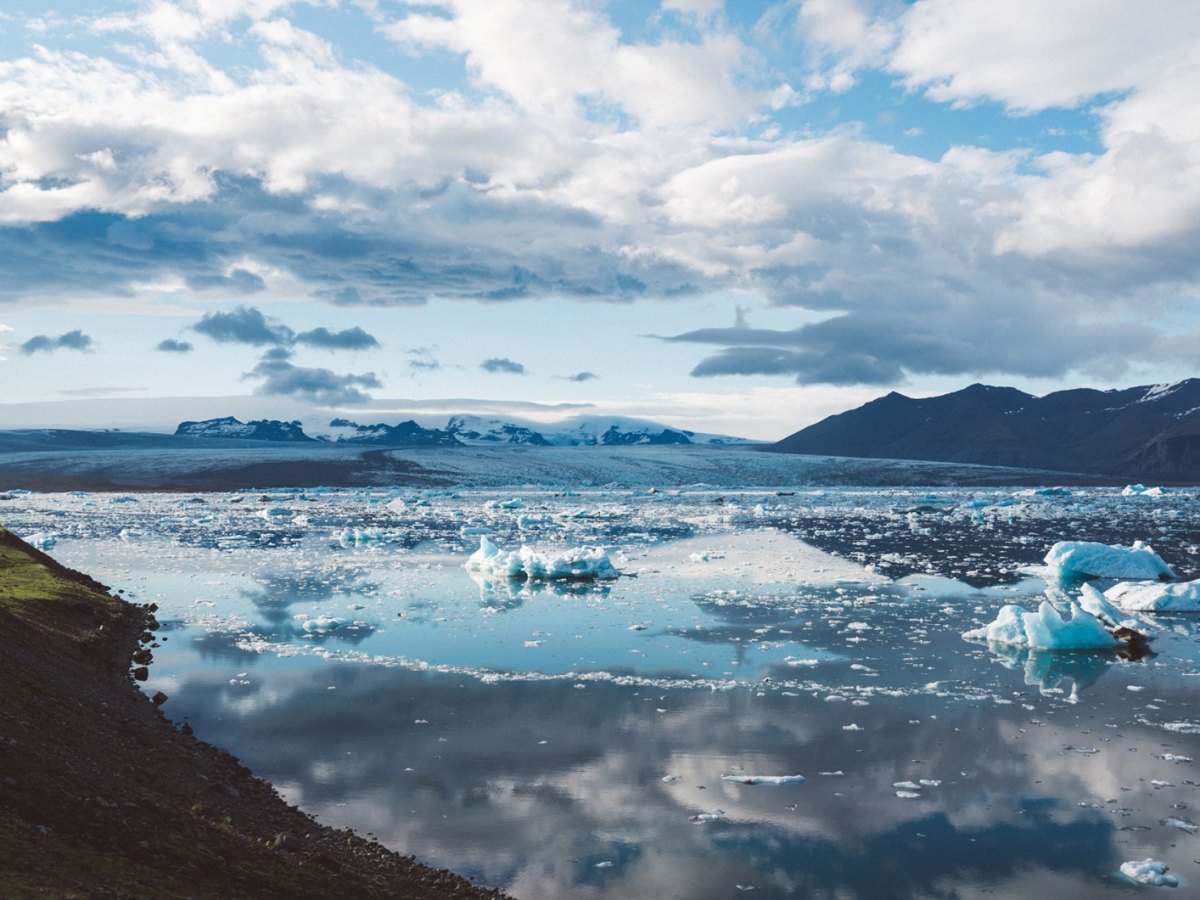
top-left (1119, 858), bottom-right (1178, 887)
top-left (1044, 540), bottom-right (1175, 581)
top-left (1106, 578), bottom-right (1200, 612)
top-left (721, 774), bottom-right (805, 786)
top-left (466, 536), bottom-right (619, 581)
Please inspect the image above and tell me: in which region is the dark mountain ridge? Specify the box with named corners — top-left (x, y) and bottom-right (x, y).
top-left (771, 380), bottom-right (1200, 480)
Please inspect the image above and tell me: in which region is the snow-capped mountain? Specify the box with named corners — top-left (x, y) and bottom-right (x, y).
top-left (323, 418), bottom-right (460, 447)
top-left (444, 414), bottom-right (752, 447)
top-left (174, 417), bottom-right (315, 442)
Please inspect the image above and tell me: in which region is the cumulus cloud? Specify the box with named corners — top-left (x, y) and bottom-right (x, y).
top-left (20, 329), bottom-right (93, 354)
top-left (192, 306), bottom-right (380, 352)
top-left (481, 357), bottom-right (526, 375)
top-left (245, 350), bottom-right (382, 405)
top-left (194, 306), bottom-right (292, 346)
top-left (293, 326), bottom-right (380, 351)
top-left (0, 1), bottom-right (1197, 391)
top-left (156, 338), bottom-right (194, 353)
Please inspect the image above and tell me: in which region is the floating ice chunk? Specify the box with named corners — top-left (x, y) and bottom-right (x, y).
top-left (1044, 540), bottom-right (1174, 581)
top-left (721, 774), bottom-right (805, 786)
top-left (486, 498), bottom-right (525, 510)
top-left (893, 781), bottom-right (921, 791)
top-left (336, 527), bottom-right (384, 547)
top-left (299, 614), bottom-right (345, 633)
top-left (260, 506), bottom-right (293, 520)
top-left (1105, 579), bottom-right (1200, 612)
top-left (895, 791), bottom-right (921, 799)
top-left (963, 601), bottom-right (1119, 650)
top-left (1122, 484), bottom-right (1165, 497)
top-left (689, 810), bottom-right (725, 824)
top-left (1119, 858), bottom-right (1178, 887)
top-left (21, 531), bottom-right (57, 551)
top-left (465, 536), bottom-right (619, 581)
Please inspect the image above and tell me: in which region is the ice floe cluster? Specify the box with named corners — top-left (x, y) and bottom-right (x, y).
top-left (466, 536), bottom-right (619, 581)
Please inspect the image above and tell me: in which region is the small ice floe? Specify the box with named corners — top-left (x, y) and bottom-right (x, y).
top-left (259, 506), bottom-right (293, 521)
top-left (466, 536), bottom-right (619, 581)
top-left (721, 774), bottom-right (805, 786)
top-left (895, 790), bottom-right (922, 799)
top-left (661, 774), bottom-right (679, 783)
top-left (689, 810), bottom-right (725, 824)
top-left (1106, 579), bottom-right (1200, 612)
top-left (486, 497), bottom-right (525, 510)
top-left (688, 550), bottom-right (725, 562)
top-left (1044, 540), bottom-right (1175, 582)
top-left (21, 531), bottom-right (57, 551)
top-left (336, 527), bottom-right (384, 547)
top-left (893, 781), bottom-right (922, 791)
top-left (1119, 858), bottom-right (1178, 887)
top-left (298, 614), bottom-right (345, 633)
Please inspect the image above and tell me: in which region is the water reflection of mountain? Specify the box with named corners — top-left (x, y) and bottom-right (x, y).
top-left (157, 661), bottom-right (1198, 899)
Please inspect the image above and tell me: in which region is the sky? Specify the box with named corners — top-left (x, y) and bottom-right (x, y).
top-left (1, 0), bottom-right (1199, 440)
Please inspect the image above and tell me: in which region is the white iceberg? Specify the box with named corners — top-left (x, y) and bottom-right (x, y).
top-left (1106, 579), bottom-right (1200, 612)
top-left (1120, 858), bottom-right (1178, 887)
top-left (1043, 540), bottom-right (1175, 581)
top-left (963, 600), bottom-right (1119, 650)
top-left (466, 536), bottom-right (619, 581)
top-left (1121, 484), bottom-right (1165, 497)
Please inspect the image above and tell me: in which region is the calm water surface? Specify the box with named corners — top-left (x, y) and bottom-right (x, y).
top-left (5, 487), bottom-right (1200, 898)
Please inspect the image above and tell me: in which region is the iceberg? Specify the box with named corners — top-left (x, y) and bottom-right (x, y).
top-left (1106, 579), bottom-right (1200, 612)
top-left (1119, 858), bottom-right (1178, 887)
top-left (963, 600), bottom-right (1119, 650)
top-left (1043, 540), bottom-right (1174, 581)
top-left (466, 536), bottom-right (619, 582)
top-left (1121, 484), bottom-right (1165, 497)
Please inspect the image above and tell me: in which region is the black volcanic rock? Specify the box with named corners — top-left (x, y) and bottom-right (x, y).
top-left (174, 417), bottom-right (315, 442)
top-left (771, 380), bottom-right (1200, 480)
top-left (328, 419), bottom-right (461, 447)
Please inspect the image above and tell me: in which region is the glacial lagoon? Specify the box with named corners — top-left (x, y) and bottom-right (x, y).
top-left (5, 486), bottom-right (1200, 898)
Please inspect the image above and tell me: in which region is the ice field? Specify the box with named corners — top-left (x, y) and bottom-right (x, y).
top-left (4, 485), bottom-right (1200, 898)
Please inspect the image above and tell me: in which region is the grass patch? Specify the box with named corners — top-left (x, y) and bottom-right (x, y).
top-left (0, 528), bottom-right (113, 615)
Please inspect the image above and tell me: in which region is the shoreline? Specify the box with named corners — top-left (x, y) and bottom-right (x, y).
top-left (0, 527), bottom-right (509, 899)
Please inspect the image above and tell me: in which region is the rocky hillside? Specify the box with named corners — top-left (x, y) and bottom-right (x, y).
top-left (0, 527), bottom-right (505, 898)
top-left (772, 380), bottom-right (1200, 480)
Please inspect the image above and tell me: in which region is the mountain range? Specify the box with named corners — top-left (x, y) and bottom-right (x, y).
top-left (175, 414), bottom-right (750, 448)
top-left (772, 380), bottom-right (1200, 479)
